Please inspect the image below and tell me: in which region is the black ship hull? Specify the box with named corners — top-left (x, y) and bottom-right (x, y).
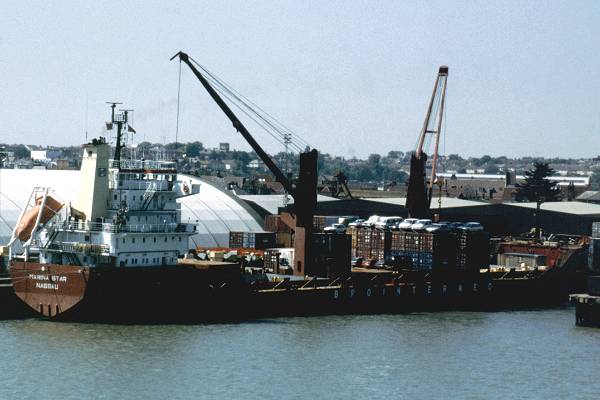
top-left (10, 261), bottom-right (250, 323)
top-left (9, 261), bottom-right (573, 323)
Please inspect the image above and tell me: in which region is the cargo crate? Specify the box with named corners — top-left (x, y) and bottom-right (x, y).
top-left (229, 231), bottom-right (276, 250)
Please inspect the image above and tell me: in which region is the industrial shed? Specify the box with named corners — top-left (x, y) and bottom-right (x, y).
top-left (239, 194), bottom-right (409, 219)
top-left (367, 197), bottom-right (600, 236)
top-left (0, 169), bottom-right (265, 248)
top-left (499, 201), bottom-right (600, 236)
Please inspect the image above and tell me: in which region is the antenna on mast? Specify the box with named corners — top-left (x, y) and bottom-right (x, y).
top-left (104, 102), bottom-right (130, 163)
top-left (85, 94), bottom-right (89, 141)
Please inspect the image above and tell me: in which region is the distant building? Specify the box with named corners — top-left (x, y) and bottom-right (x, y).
top-left (15, 159), bottom-right (33, 169)
top-left (247, 159), bottom-right (261, 169)
top-left (437, 172), bottom-right (590, 201)
top-left (30, 149), bottom-right (62, 162)
top-left (219, 143), bottom-right (230, 152)
top-left (221, 159), bottom-right (237, 171)
top-left (576, 191), bottom-right (600, 204)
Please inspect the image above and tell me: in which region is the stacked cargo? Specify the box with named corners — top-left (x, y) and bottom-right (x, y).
top-left (389, 231), bottom-right (419, 269)
top-left (354, 228), bottom-right (393, 265)
top-left (355, 228), bottom-right (373, 259)
top-left (371, 229), bottom-right (391, 262)
top-left (229, 232), bottom-right (276, 250)
top-left (456, 231), bottom-right (490, 272)
top-left (346, 225), bottom-right (492, 271)
top-left (264, 249), bottom-right (279, 272)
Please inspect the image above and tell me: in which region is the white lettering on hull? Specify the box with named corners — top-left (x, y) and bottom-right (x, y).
top-left (28, 273), bottom-right (67, 290)
top-left (35, 282), bottom-right (59, 290)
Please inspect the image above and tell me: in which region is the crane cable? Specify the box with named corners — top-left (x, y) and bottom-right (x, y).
top-left (198, 63), bottom-right (308, 150)
top-left (198, 65), bottom-right (311, 152)
top-left (186, 56), bottom-right (311, 153)
top-left (199, 69), bottom-right (307, 153)
top-left (175, 60), bottom-right (182, 151)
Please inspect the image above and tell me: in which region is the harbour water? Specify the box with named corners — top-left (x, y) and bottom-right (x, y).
top-left (1, 307), bottom-right (599, 399)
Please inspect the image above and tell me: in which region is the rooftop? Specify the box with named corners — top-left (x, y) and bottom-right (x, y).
top-left (364, 197), bottom-right (491, 209)
top-left (504, 201), bottom-right (600, 216)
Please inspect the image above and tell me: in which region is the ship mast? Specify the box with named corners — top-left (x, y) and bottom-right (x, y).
top-left (105, 102), bottom-right (134, 163)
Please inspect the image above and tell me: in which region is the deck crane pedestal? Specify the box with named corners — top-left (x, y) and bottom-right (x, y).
top-left (172, 51), bottom-right (320, 277)
top-left (406, 66), bottom-right (448, 218)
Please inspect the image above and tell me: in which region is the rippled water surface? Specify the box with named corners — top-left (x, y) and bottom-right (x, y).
top-left (1, 308), bottom-right (599, 399)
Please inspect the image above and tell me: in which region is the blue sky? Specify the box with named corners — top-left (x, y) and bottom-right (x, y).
top-left (1, 1), bottom-right (599, 158)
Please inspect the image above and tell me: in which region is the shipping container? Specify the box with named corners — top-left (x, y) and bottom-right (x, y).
top-left (229, 232), bottom-right (276, 250)
top-left (370, 229), bottom-right (391, 262)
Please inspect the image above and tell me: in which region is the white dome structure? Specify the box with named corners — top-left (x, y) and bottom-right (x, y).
top-left (0, 169), bottom-right (265, 248)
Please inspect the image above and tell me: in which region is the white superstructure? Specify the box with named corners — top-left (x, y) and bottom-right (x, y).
top-left (8, 136), bottom-right (197, 268)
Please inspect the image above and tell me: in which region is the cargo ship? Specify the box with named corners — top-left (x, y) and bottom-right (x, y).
top-left (3, 125), bottom-right (582, 322)
top-left (6, 108), bottom-right (251, 323)
top-left (3, 54), bottom-right (585, 322)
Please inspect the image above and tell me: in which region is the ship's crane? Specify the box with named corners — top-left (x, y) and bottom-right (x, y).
top-left (172, 51), bottom-right (319, 277)
top-left (406, 66), bottom-right (448, 218)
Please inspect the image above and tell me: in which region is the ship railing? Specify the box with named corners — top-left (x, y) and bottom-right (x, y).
top-left (105, 200), bottom-right (181, 211)
top-left (52, 220), bottom-right (193, 234)
top-left (108, 178), bottom-right (174, 191)
top-left (110, 159), bottom-right (176, 171)
top-left (48, 242), bottom-right (110, 255)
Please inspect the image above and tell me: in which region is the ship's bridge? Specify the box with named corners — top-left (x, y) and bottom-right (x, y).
top-left (110, 159), bottom-right (177, 172)
top-left (109, 159), bottom-right (177, 192)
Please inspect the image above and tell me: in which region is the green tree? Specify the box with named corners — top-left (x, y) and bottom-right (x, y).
top-left (368, 153), bottom-right (381, 166)
top-left (515, 162), bottom-right (561, 202)
top-left (165, 142), bottom-right (182, 151)
top-left (515, 162), bottom-right (561, 239)
top-left (387, 150), bottom-right (404, 159)
top-left (185, 141), bottom-right (204, 157)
